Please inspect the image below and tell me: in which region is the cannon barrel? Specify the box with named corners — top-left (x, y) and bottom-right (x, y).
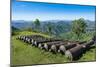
top-left (64, 36), bottom-right (96, 60)
top-left (34, 39), bottom-right (62, 47)
top-left (42, 41), bottom-right (65, 51)
top-left (82, 39), bottom-right (95, 50)
top-left (35, 39), bottom-right (62, 46)
top-left (65, 45), bottom-right (83, 60)
top-left (38, 41), bottom-right (61, 49)
top-left (50, 41), bottom-right (69, 53)
top-left (16, 35), bottom-right (95, 61)
top-left (59, 43), bottom-right (77, 54)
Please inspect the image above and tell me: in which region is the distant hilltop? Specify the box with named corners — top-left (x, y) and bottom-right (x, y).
top-left (11, 20), bottom-right (95, 33)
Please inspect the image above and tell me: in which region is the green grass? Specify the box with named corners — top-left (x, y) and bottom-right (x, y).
top-left (11, 31), bottom-right (96, 66)
top-left (11, 31), bottom-right (70, 65)
top-left (59, 31), bottom-right (95, 41)
top-left (78, 45), bottom-right (96, 61)
top-left (18, 31), bottom-right (51, 38)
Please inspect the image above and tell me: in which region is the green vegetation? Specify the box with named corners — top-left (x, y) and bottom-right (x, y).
top-left (11, 26), bottom-right (20, 36)
top-left (46, 22), bottom-right (54, 35)
top-left (11, 31), bottom-right (95, 65)
top-left (11, 18), bottom-right (96, 65)
top-left (71, 18), bottom-right (87, 40)
top-left (11, 31), bottom-right (70, 65)
top-left (33, 19), bottom-right (41, 32)
top-left (59, 31), bottom-right (95, 41)
top-left (78, 45), bottom-right (96, 61)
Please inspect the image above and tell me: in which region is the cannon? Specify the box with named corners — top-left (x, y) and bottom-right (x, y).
top-left (38, 40), bottom-right (63, 50)
top-left (16, 36), bottom-right (21, 40)
top-left (64, 45), bottom-right (83, 60)
top-left (27, 38), bottom-right (33, 44)
top-left (34, 39), bottom-right (62, 47)
top-left (64, 36), bottom-right (96, 60)
top-left (29, 36), bottom-right (47, 46)
top-left (16, 35), bottom-right (95, 61)
top-left (32, 39), bottom-right (47, 47)
top-left (82, 39), bottom-right (95, 50)
top-left (49, 41), bottom-right (69, 53)
top-left (42, 41), bottom-right (64, 51)
top-left (59, 43), bottom-right (77, 54)
top-left (38, 43), bottom-right (43, 49)
top-left (18, 36), bottom-right (23, 40)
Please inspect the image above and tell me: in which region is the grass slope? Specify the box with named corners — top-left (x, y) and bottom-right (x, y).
top-left (11, 31), bottom-right (96, 66)
top-left (78, 46), bottom-right (96, 61)
top-left (11, 31), bottom-right (70, 65)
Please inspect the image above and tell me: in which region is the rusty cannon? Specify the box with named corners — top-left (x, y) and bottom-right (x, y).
top-left (64, 36), bottom-right (96, 61)
top-left (42, 41), bottom-right (64, 51)
top-left (16, 35), bottom-right (95, 61)
top-left (38, 40), bottom-right (62, 49)
top-left (58, 41), bottom-right (86, 54)
top-left (33, 39), bottom-right (62, 47)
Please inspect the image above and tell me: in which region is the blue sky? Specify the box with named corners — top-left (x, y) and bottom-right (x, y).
top-left (12, 0), bottom-right (96, 21)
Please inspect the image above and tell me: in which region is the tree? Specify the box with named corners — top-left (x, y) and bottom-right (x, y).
top-left (48, 25), bottom-right (52, 35)
top-left (46, 22), bottom-right (53, 35)
top-left (33, 19), bottom-right (40, 32)
top-left (12, 26), bottom-right (20, 36)
top-left (71, 18), bottom-right (87, 38)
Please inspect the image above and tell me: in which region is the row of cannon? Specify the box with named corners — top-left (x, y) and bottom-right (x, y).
top-left (16, 35), bottom-right (96, 60)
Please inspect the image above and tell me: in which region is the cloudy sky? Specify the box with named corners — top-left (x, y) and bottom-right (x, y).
top-left (12, 0), bottom-right (96, 21)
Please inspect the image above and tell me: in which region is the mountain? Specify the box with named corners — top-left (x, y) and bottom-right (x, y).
top-left (85, 20), bottom-right (96, 31)
top-left (12, 26), bottom-right (20, 31)
top-left (11, 20), bottom-right (71, 29)
top-left (12, 20), bottom-right (33, 29)
top-left (11, 20), bottom-right (96, 33)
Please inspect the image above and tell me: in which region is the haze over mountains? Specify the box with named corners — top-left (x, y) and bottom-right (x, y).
top-left (11, 20), bottom-right (96, 34)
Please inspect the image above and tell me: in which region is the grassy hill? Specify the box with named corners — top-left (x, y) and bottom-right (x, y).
top-left (11, 31), bottom-right (96, 66)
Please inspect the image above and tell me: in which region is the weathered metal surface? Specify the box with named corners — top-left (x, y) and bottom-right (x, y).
top-left (17, 35), bottom-right (96, 61)
top-left (65, 45), bottom-right (83, 60)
